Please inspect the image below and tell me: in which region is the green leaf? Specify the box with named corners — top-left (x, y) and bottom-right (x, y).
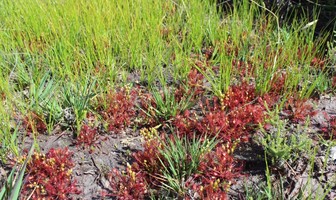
top-left (0, 144), bottom-right (34, 200)
top-left (0, 166), bottom-right (16, 199)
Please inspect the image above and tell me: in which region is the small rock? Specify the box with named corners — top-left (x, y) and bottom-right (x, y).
top-left (329, 146), bottom-right (336, 164)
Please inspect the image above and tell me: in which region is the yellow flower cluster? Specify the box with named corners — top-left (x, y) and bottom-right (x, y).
top-left (212, 178), bottom-right (220, 190)
top-left (127, 163), bottom-right (136, 181)
top-left (140, 125), bottom-right (160, 141)
top-left (224, 139), bottom-right (239, 155)
top-left (28, 182), bottom-right (47, 195)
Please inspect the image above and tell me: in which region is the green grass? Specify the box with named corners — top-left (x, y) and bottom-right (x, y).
top-left (158, 134), bottom-right (218, 197)
top-left (0, 0), bottom-right (335, 198)
top-left (257, 105), bottom-right (313, 166)
top-left (0, 0), bottom-right (328, 98)
top-left (0, 144), bottom-right (34, 200)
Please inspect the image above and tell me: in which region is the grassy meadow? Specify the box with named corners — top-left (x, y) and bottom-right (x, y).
top-left (0, 0), bottom-right (336, 199)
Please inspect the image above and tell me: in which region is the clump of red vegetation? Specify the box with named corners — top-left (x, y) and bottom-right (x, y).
top-left (104, 135), bottom-right (164, 198)
top-left (261, 72), bottom-right (287, 107)
top-left (332, 76), bottom-right (336, 89)
top-left (132, 139), bottom-right (164, 179)
top-left (175, 68), bottom-right (205, 99)
top-left (320, 115), bottom-right (336, 140)
top-left (231, 59), bottom-right (255, 77)
top-left (99, 87), bottom-right (137, 132)
top-left (138, 92), bottom-right (158, 126)
top-left (102, 59), bottom-right (315, 199)
top-left (330, 116), bottom-right (336, 138)
top-left (104, 165), bottom-right (148, 199)
top-left (103, 139), bottom-right (162, 199)
top-left (104, 135), bottom-right (241, 199)
top-left (75, 124), bottom-right (99, 150)
top-left (283, 97), bottom-right (316, 123)
top-left (174, 82), bottom-right (266, 143)
top-left (22, 148), bottom-right (80, 199)
top-left (189, 144), bottom-right (242, 200)
top-left (22, 111), bottom-right (47, 134)
top-left (310, 56), bottom-right (326, 70)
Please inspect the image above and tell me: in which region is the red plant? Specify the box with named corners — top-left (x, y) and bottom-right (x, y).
top-left (283, 97), bottom-right (315, 123)
top-left (231, 59), bottom-right (255, 78)
top-left (269, 72), bottom-right (286, 94)
top-left (332, 76), bottom-right (336, 89)
top-left (106, 136), bottom-right (242, 199)
top-left (138, 92), bottom-right (158, 126)
top-left (22, 111), bottom-right (47, 134)
top-left (104, 166), bottom-right (148, 200)
top-left (174, 83), bottom-right (266, 143)
top-left (330, 116), bottom-right (336, 138)
top-left (99, 87), bottom-right (137, 132)
top-left (132, 139), bottom-right (164, 185)
top-left (75, 124), bottom-right (99, 151)
top-left (226, 104), bottom-right (265, 141)
top-left (221, 82), bottom-right (256, 110)
top-left (320, 116), bottom-right (336, 139)
top-left (22, 148), bottom-right (80, 199)
top-left (310, 57), bottom-right (325, 70)
top-left (104, 138), bottom-right (163, 199)
top-left (198, 144), bottom-right (241, 180)
top-left (185, 144), bottom-right (241, 200)
top-left (199, 110), bottom-right (230, 139)
top-left (106, 83), bottom-right (267, 199)
top-left (175, 68), bottom-right (205, 99)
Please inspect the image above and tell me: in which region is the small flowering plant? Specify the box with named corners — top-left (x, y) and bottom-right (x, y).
top-left (75, 124), bottom-right (99, 151)
top-left (104, 164), bottom-right (148, 199)
top-left (105, 130), bottom-right (242, 199)
top-left (21, 148), bottom-right (80, 199)
top-left (99, 86), bottom-right (137, 132)
top-left (174, 82), bottom-right (266, 143)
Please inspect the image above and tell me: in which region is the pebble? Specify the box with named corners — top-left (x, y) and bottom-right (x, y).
top-left (330, 146), bottom-right (336, 164)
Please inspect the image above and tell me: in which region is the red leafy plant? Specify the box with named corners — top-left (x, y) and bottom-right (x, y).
top-left (220, 82), bottom-right (257, 110)
top-left (320, 116), bottom-right (336, 139)
top-left (138, 92), bottom-right (158, 126)
top-left (174, 68), bottom-right (205, 101)
top-left (174, 83), bottom-right (266, 143)
top-left (103, 164), bottom-right (148, 200)
top-left (99, 87), bottom-right (137, 132)
top-left (261, 73), bottom-right (286, 108)
top-left (283, 97), bottom-right (316, 123)
top-left (104, 138), bottom-right (162, 199)
top-left (22, 111), bottom-right (47, 134)
top-left (187, 144), bottom-right (242, 200)
top-left (75, 124), bottom-right (99, 152)
top-left (105, 83), bottom-right (268, 199)
top-left (231, 59), bottom-right (255, 78)
top-left (22, 148), bottom-right (80, 199)
top-left (330, 116), bottom-right (336, 139)
top-left (104, 132), bottom-right (242, 199)
top-left (310, 56), bottom-right (326, 70)
top-left (131, 138), bottom-right (164, 187)
top-left (332, 76), bottom-right (336, 89)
